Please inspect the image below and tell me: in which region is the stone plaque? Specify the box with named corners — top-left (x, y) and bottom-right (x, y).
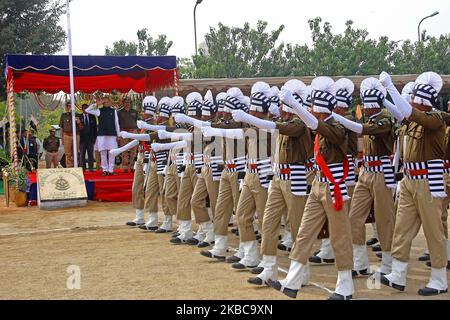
top-left (37, 168), bottom-right (87, 209)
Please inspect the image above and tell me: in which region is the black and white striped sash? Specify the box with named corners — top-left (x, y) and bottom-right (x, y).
top-left (444, 160), bottom-right (450, 174)
top-left (247, 158), bottom-right (272, 189)
top-left (315, 163), bottom-right (349, 203)
top-left (363, 155), bottom-right (396, 189)
top-left (154, 151), bottom-right (168, 175)
top-left (203, 155), bottom-right (223, 181)
top-left (345, 154), bottom-right (356, 187)
top-left (225, 156), bottom-right (247, 173)
top-left (403, 159), bottom-right (446, 197)
top-left (306, 157), bottom-right (315, 172)
top-left (274, 163), bottom-right (309, 196)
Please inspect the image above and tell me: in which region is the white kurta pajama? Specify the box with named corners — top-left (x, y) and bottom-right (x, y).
top-left (86, 105), bottom-right (121, 173)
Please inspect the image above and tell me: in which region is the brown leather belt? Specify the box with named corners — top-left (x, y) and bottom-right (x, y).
top-left (444, 163), bottom-right (450, 169)
top-left (305, 163), bottom-right (313, 169)
top-left (226, 164), bottom-right (237, 169)
top-left (249, 164), bottom-right (258, 170)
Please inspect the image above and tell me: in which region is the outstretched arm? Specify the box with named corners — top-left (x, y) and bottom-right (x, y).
top-left (280, 89), bottom-right (318, 130)
top-left (151, 140), bottom-right (187, 152)
top-left (332, 113), bottom-right (363, 134)
top-left (158, 130), bottom-right (193, 141)
top-left (231, 110), bottom-right (276, 130)
top-left (109, 140), bottom-right (140, 158)
top-left (174, 114), bottom-right (211, 128)
top-left (137, 120), bottom-right (166, 131)
top-left (201, 126), bottom-right (244, 139)
top-left (119, 131), bottom-right (150, 141)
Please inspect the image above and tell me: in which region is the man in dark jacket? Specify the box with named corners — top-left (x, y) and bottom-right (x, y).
top-left (79, 104), bottom-right (98, 171)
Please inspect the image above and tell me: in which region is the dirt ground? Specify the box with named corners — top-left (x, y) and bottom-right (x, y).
top-left (0, 196), bottom-right (448, 300)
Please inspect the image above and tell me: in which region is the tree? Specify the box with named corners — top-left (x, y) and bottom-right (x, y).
top-left (105, 28), bottom-right (173, 56)
top-left (0, 0), bottom-right (66, 99)
top-left (190, 17), bottom-right (449, 79)
top-left (193, 21), bottom-right (286, 78)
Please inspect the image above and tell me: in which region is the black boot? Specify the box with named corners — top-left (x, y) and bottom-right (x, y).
top-left (267, 279), bottom-right (298, 299)
top-left (379, 275), bottom-right (405, 292)
top-left (418, 287), bottom-right (448, 296)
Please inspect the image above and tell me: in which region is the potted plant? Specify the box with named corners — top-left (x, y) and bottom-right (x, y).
top-left (2, 163), bottom-right (28, 207)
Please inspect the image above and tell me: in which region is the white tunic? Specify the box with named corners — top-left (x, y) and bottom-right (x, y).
top-left (86, 104), bottom-right (121, 152)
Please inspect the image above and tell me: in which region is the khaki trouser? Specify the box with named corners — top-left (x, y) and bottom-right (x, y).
top-left (191, 167), bottom-right (220, 224)
top-left (164, 164), bottom-right (180, 216)
top-left (62, 133), bottom-right (79, 168)
top-left (349, 171), bottom-right (395, 251)
top-left (144, 162), bottom-right (169, 215)
top-left (176, 165), bottom-right (198, 221)
top-left (118, 137), bottom-right (137, 171)
top-left (347, 184), bottom-right (355, 198)
top-left (391, 178), bottom-right (447, 268)
top-left (132, 154), bottom-right (145, 209)
top-left (261, 177), bottom-right (307, 256)
top-left (441, 173), bottom-right (450, 239)
top-left (236, 173), bottom-right (269, 242)
top-left (213, 170), bottom-right (240, 236)
top-left (289, 179), bottom-right (353, 271)
top-left (45, 151), bottom-right (59, 168)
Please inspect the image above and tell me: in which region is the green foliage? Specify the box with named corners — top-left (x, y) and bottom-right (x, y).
top-left (0, 0), bottom-right (67, 98)
top-left (105, 28), bottom-right (173, 56)
top-left (37, 105), bottom-right (64, 140)
top-left (3, 163), bottom-right (27, 191)
top-left (192, 18), bottom-right (450, 78)
top-left (178, 57), bottom-right (196, 79)
top-left (193, 21), bottom-right (286, 78)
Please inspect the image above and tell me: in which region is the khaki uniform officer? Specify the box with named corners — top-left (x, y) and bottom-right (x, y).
top-left (43, 128), bottom-right (60, 168)
top-left (200, 87), bottom-right (249, 261)
top-left (177, 91), bottom-right (223, 248)
top-left (117, 98), bottom-right (139, 172)
top-left (333, 78), bottom-right (396, 277)
top-left (379, 71), bottom-right (448, 296)
top-left (228, 81), bottom-right (276, 270)
top-left (269, 76), bottom-right (355, 301)
top-left (310, 78), bottom-right (359, 265)
top-left (59, 101), bottom-right (83, 167)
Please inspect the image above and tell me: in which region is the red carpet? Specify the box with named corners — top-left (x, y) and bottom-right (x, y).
top-left (28, 170), bottom-right (134, 202)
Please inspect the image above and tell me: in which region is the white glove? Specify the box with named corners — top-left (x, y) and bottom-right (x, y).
top-left (269, 104), bottom-right (280, 117)
top-left (232, 110), bottom-right (276, 130)
top-left (158, 130), bottom-right (192, 141)
top-left (137, 120), bottom-right (166, 131)
top-left (379, 71), bottom-right (412, 118)
top-left (119, 131), bottom-right (133, 139)
top-left (108, 139), bottom-right (139, 158)
top-left (174, 113), bottom-right (191, 124)
top-left (231, 110), bottom-right (248, 123)
top-left (279, 89), bottom-right (296, 107)
top-left (151, 141), bottom-right (187, 152)
top-left (109, 149), bottom-right (121, 158)
top-left (379, 71), bottom-right (395, 91)
top-left (119, 132), bottom-right (150, 141)
top-left (201, 126), bottom-right (244, 139)
top-left (383, 100), bottom-right (404, 122)
top-left (332, 113), bottom-right (363, 134)
top-left (281, 88), bottom-right (318, 130)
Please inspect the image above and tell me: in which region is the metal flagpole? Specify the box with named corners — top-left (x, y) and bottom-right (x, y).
top-left (67, 0), bottom-right (78, 167)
